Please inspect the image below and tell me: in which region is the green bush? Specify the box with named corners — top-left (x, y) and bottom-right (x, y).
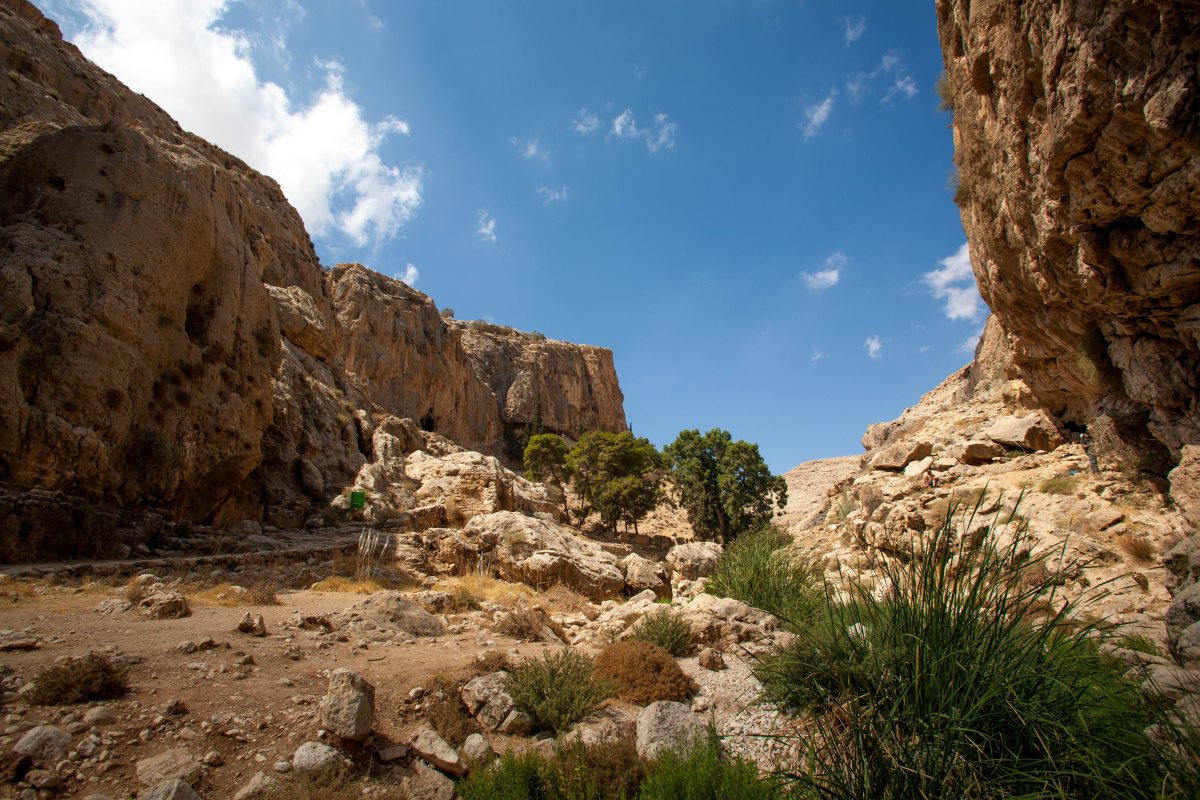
top-left (505, 648), bottom-right (613, 733)
top-left (544, 737), bottom-right (644, 800)
top-left (457, 750), bottom-right (547, 800)
top-left (1117, 634), bottom-right (1164, 658)
top-left (627, 607), bottom-right (694, 656)
top-left (639, 733), bottom-right (782, 800)
top-left (758, 506), bottom-right (1163, 799)
top-left (27, 652), bottom-right (128, 706)
top-left (707, 526), bottom-right (823, 629)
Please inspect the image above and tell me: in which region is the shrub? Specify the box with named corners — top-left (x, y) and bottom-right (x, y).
top-left (638, 733), bottom-right (781, 800)
top-left (707, 526), bottom-right (823, 629)
top-left (449, 584), bottom-right (482, 612)
top-left (459, 738), bottom-right (641, 800)
top-left (1116, 533), bottom-right (1155, 565)
top-left (593, 641), bottom-right (697, 705)
top-left (424, 675), bottom-right (481, 747)
top-left (457, 750), bottom-right (546, 800)
top-left (496, 601), bottom-right (567, 643)
top-left (758, 506), bottom-right (1163, 799)
top-left (505, 648), bottom-right (612, 733)
top-left (27, 652), bottom-right (128, 705)
top-left (627, 607), bottom-right (693, 656)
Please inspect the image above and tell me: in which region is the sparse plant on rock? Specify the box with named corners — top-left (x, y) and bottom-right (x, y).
top-left (505, 648), bottom-right (612, 733)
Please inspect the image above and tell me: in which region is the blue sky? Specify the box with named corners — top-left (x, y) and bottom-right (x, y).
top-left (44, 0), bottom-right (985, 473)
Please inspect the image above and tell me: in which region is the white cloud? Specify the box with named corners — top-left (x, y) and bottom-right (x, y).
top-left (883, 76), bottom-right (919, 102)
top-left (397, 263), bottom-right (418, 286)
top-left (610, 109), bottom-right (676, 153)
top-left (923, 243), bottom-right (983, 321)
top-left (843, 16), bottom-right (866, 45)
top-left (802, 93), bottom-right (835, 137)
top-left (476, 210), bottom-right (497, 243)
top-left (865, 335), bottom-right (883, 359)
top-left (70, 0), bottom-right (421, 249)
top-left (810, 346), bottom-right (828, 365)
top-left (572, 108), bottom-right (600, 135)
top-left (512, 137), bottom-right (548, 162)
top-left (846, 75), bottom-right (867, 100)
top-left (536, 186), bottom-right (569, 205)
top-left (881, 51), bottom-right (901, 72)
top-left (801, 252), bottom-right (846, 290)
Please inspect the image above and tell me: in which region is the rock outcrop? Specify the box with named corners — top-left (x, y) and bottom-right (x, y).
top-left (0, 1), bottom-right (626, 554)
top-left (935, 0), bottom-right (1200, 462)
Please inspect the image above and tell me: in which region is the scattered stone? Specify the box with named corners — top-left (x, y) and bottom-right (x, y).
top-left (697, 647), bottom-right (726, 671)
top-left (401, 760), bottom-right (456, 800)
top-left (162, 699), bottom-right (188, 717)
top-left (202, 749), bottom-right (223, 766)
top-left (272, 760), bottom-right (290, 773)
top-left (635, 701), bottom-right (703, 759)
top-left (135, 748), bottom-right (201, 786)
top-left (461, 733), bottom-right (493, 762)
top-left (319, 668), bottom-right (375, 741)
top-left (291, 741), bottom-right (343, 778)
top-left (83, 707), bottom-right (117, 726)
top-left (140, 779), bottom-right (202, 800)
top-left (410, 726), bottom-right (466, 777)
top-left (14, 725), bottom-right (72, 762)
top-left (94, 598), bottom-right (133, 616)
top-left (236, 613), bottom-right (268, 637)
top-left (233, 770), bottom-right (279, 800)
top-left (25, 769), bottom-right (62, 790)
top-left (377, 743), bottom-right (409, 763)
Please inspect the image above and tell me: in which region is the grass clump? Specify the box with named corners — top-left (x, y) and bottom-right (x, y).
top-left (505, 648), bottom-right (612, 733)
top-left (1115, 533), bottom-right (1155, 565)
top-left (706, 526), bottom-right (823, 628)
top-left (627, 607), bottom-right (693, 656)
top-left (639, 733), bottom-right (781, 800)
top-left (449, 584), bottom-right (482, 612)
top-left (1117, 634), bottom-right (1164, 658)
top-left (1039, 474), bottom-right (1081, 495)
top-left (758, 502), bottom-right (1165, 799)
top-left (593, 640), bottom-right (697, 705)
top-left (27, 652), bottom-right (128, 705)
top-left (187, 581), bottom-right (279, 606)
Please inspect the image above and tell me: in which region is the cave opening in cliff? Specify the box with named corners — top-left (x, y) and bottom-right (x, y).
top-left (420, 413), bottom-right (436, 432)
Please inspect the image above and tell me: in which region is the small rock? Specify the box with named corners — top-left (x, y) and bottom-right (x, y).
top-left (135, 748), bottom-right (201, 786)
top-left (697, 647), bottom-right (725, 671)
top-left (84, 707), bottom-right (117, 726)
top-left (461, 732), bottom-right (493, 762)
top-left (202, 749), bottom-right (223, 766)
top-left (377, 743), bottom-right (409, 763)
top-left (162, 699), bottom-right (188, 717)
top-left (291, 741), bottom-right (343, 778)
top-left (232, 770), bottom-right (278, 800)
top-left (14, 725), bottom-right (72, 762)
top-left (25, 769), bottom-right (62, 790)
top-left (318, 668), bottom-right (375, 741)
top-left (401, 760), bottom-right (455, 800)
top-left (140, 779), bottom-right (202, 800)
top-left (273, 760), bottom-right (291, 773)
top-left (236, 613), bottom-right (268, 637)
top-left (636, 701), bottom-right (703, 759)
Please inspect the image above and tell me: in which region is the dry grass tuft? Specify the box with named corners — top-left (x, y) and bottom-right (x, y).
top-left (309, 574), bottom-right (414, 593)
top-left (185, 582), bottom-right (279, 607)
top-left (448, 574), bottom-right (535, 606)
top-left (495, 600), bottom-right (568, 642)
top-left (1040, 475), bottom-right (1081, 495)
top-left (27, 652), bottom-right (128, 706)
top-left (592, 640), bottom-right (698, 705)
top-left (538, 583), bottom-right (595, 617)
top-left (424, 674), bottom-right (482, 746)
top-left (1115, 533), bottom-right (1155, 566)
top-left (472, 650), bottom-right (512, 675)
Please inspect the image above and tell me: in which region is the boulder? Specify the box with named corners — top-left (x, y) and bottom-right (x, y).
top-left (902, 456), bottom-right (934, 477)
top-left (233, 771), bottom-right (279, 800)
top-left (13, 725), bottom-right (71, 762)
top-left (138, 587), bottom-right (190, 619)
top-left (292, 741), bottom-right (344, 778)
top-left (410, 726), bottom-right (466, 777)
top-left (135, 748), bottom-right (200, 786)
top-left (444, 512), bottom-right (625, 600)
top-left (869, 440), bottom-right (933, 471)
top-left (461, 733), bottom-right (493, 762)
top-left (635, 701), bottom-right (704, 759)
top-left (666, 542), bottom-right (723, 581)
top-left (959, 440), bottom-right (1006, 466)
top-left (982, 413), bottom-right (1063, 453)
top-left (622, 554), bottom-right (671, 600)
top-left (141, 780), bottom-right (203, 800)
top-left (319, 669), bottom-right (375, 741)
top-left (698, 647), bottom-right (726, 671)
top-left (327, 591), bottom-right (443, 637)
top-left (84, 706), bottom-right (118, 726)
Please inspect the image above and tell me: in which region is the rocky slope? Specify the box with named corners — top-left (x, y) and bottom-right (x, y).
top-left (0, 0), bottom-right (625, 554)
top-left (935, 0), bottom-right (1200, 463)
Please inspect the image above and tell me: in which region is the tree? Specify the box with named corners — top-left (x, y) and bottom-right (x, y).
top-left (523, 433), bottom-right (569, 516)
top-left (664, 428), bottom-right (787, 544)
top-left (566, 431), bottom-right (664, 533)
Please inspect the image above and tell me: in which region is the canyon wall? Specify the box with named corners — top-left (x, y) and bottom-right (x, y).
top-left (0, 0), bottom-right (625, 542)
top-left (935, 0), bottom-right (1200, 465)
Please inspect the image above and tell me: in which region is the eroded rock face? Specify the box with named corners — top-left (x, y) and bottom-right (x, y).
top-left (0, 2), bottom-right (627, 553)
top-left (936, 0), bottom-right (1200, 459)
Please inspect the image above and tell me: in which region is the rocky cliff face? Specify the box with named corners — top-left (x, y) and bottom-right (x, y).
top-left (0, 0), bottom-right (625, 546)
top-left (935, 0), bottom-right (1200, 465)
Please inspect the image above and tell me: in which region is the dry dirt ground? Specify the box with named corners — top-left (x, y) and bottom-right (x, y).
top-left (0, 583), bottom-right (558, 799)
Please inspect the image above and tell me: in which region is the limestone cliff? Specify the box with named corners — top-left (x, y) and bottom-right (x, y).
top-left (935, 0), bottom-right (1200, 464)
top-left (0, 0), bottom-right (626, 546)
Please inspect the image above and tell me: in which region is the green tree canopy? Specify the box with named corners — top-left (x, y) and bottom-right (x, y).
top-left (566, 430), bottom-right (663, 533)
top-left (523, 433), bottom-right (570, 516)
top-left (663, 428), bottom-right (787, 543)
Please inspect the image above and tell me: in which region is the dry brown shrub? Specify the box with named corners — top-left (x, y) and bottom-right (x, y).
top-left (472, 650), bottom-right (512, 675)
top-left (424, 675), bottom-right (481, 747)
top-left (27, 652), bottom-right (128, 705)
top-left (592, 640), bottom-right (697, 705)
top-left (1115, 533), bottom-right (1155, 565)
top-left (186, 582), bottom-right (279, 606)
top-left (539, 583), bottom-right (595, 618)
top-left (495, 600), bottom-right (567, 642)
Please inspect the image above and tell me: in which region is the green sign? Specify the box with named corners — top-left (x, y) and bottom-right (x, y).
top-left (349, 490), bottom-right (366, 510)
